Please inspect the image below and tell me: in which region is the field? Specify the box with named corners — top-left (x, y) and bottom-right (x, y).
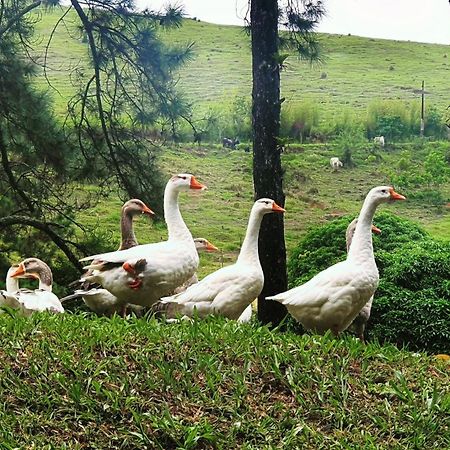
top-left (33, 8), bottom-right (450, 123)
top-left (1, 6), bottom-right (449, 449)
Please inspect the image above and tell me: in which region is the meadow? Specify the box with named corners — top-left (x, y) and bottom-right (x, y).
top-left (33, 9), bottom-right (450, 124)
top-left (0, 7), bottom-right (448, 448)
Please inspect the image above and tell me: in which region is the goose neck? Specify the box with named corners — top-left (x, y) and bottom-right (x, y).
top-left (119, 211), bottom-right (138, 250)
top-left (6, 269), bottom-right (19, 292)
top-left (347, 197), bottom-right (377, 263)
top-left (37, 268), bottom-right (53, 292)
top-left (164, 185), bottom-right (192, 242)
top-left (237, 210), bottom-right (264, 265)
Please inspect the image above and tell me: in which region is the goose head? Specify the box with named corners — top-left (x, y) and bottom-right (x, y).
top-left (194, 238), bottom-right (219, 252)
top-left (122, 199), bottom-right (155, 217)
top-left (253, 198), bottom-right (286, 216)
top-left (10, 258), bottom-right (53, 291)
top-left (367, 186), bottom-right (406, 205)
top-left (168, 174), bottom-right (207, 192)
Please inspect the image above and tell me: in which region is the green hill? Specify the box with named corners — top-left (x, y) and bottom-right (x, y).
top-left (34, 9), bottom-right (450, 122)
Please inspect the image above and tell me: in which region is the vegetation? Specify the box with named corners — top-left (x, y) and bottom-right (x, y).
top-left (32, 12), bottom-right (450, 140)
top-left (0, 313), bottom-right (448, 448)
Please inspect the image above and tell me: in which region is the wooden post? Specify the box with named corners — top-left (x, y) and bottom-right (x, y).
top-left (420, 80), bottom-right (425, 137)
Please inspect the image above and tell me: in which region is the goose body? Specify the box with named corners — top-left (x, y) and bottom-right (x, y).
top-left (155, 198), bottom-right (285, 320)
top-left (68, 238), bottom-right (218, 315)
top-left (267, 186), bottom-right (405, 335)
top-left (80, 174), bottom-right (206, 307)
top-left (0, 258), bottom-right (64, 316)
top-left (63, 199), bottom-right (154, 316)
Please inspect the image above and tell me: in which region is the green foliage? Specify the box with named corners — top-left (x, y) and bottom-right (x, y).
top-left (366, 100), bottom-right (419, 141)
top-left (288, 212), bottom-right (428, 288)
top-left (390, 147), bottom-right (450, 205)
top-left (288, 213), bottom-right (450, 352)
top-left (0, 314), bottom-right (448, 448)
top-left (333, 129), bottom-right (366, 167)
top-left (424, 106), bottom-right (447, 139)
top-left (280, 100), bottom-right (320, 142)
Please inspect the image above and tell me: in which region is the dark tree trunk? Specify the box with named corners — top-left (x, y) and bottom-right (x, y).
top-left (251, 0), bottom-right (287, 326)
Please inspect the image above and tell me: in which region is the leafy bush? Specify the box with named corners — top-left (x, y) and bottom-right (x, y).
top-left (366, 99), bottom-right (419, 141)
top-left (288, 212), bottom-right (428, 287)
top-left (288, 213), bottom-right (450, 352)
top-left (280, 100), bottom-right (319, 143)
top-left (369, 285), bottom-right (450, 353)
top-left (389, 147), bottom-right (450, 205)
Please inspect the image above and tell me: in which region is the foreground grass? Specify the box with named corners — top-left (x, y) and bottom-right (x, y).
top-left (0, 312), bottom-right (448, 449)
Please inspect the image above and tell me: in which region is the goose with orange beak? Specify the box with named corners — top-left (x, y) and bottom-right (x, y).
top-left (153, 198), bottom-right (285, 320)
top-left (61, 198), bottom-right (155, 317)
top-left (267, 186), bottom-right (405, 336)
top-left (80, 174), bottom-right (207, 309)
top-left (0, 258), bottom-right (64, 316)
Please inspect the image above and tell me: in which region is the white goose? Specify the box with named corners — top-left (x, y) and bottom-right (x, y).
top-left (80, 174), bottom-right (206, 308)
top-left (0, 258), bottom-right (64, 316)
top-left (171, 238), bottom-right (219, 294)
top-left (61, 199), bottom-right (155, 316)
top-left (154, 198), bottom-right (285, 320)
top-left (267, 186), bottom-right (405, 335)
top-left (346, 218), bottom-right (381, 341)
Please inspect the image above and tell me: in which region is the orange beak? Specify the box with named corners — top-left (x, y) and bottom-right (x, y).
top-left (371, 224), bottom-right (382, 234)
top-left (142, 204), bottom-right (155, 216)
top-left (272, 202), bottom-right (286, 213)
top-left (205, 241), bottom-right (219, 252)
top-left (190, 176), bottom-right (207, 190)
top-left (10, 263), bottom-right (25, 278)
top-left (389, 187), bottom-right (406, 201)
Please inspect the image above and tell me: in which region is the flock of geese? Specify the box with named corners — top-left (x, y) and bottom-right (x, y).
top-left (0, 173), bottom-right (406, 340)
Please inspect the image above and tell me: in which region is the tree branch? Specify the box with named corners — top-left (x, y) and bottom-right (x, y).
top-left (0, 1), bottom-right (42, 37)
top-left (0, 215), bottom-right (83, 271)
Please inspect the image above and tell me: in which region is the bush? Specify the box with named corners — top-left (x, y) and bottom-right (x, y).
top-left (287, 213), bottom-right (450, 352)
top-left (369, 285), bottom-right (450, 353)
top-left (366, 99), bottom-right (419, 141)
top-left (280, 101), bottom-right (319, 143)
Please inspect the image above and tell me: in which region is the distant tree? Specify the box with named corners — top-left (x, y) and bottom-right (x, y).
top-left (249, 0), bottom-right (325, 325)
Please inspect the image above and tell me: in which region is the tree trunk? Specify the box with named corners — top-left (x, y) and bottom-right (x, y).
top-left (251, 0), bottom-right (287, 326)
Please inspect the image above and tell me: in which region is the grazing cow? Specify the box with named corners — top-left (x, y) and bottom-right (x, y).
top-left (373, 136), bottom-right (385, 147)
top-left (222, 137), bottom-right (240, 149)
top-left (330, 157), bottom-right (343, 171)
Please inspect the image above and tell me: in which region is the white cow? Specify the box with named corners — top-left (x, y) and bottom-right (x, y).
top-left (330, 157), bottom-right (343, 171)
top-left (373, 135), bottom-right (385, 147)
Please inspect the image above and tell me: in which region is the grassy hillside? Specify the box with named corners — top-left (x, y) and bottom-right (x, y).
top-left (0, 313), bottom-right (448, 449)
top-left (33, 8), bottom-right (450, 121)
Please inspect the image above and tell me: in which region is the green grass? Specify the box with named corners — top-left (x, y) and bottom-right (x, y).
top-left (0, 312), bottom-right (448, 449)
top-left (32, 8), bottom-right (450, 122)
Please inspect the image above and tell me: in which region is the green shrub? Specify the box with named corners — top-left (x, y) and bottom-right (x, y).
top-left (369, 284), bottom-right (450, 354)
top-left (288, 212), bottom-right (428, 287)
top-left (366, 99), bottom-right (419, 141)
top-left (287, 213), bottom-right (450, 352)
top-left (280, 100), bottom-right (319, 143)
